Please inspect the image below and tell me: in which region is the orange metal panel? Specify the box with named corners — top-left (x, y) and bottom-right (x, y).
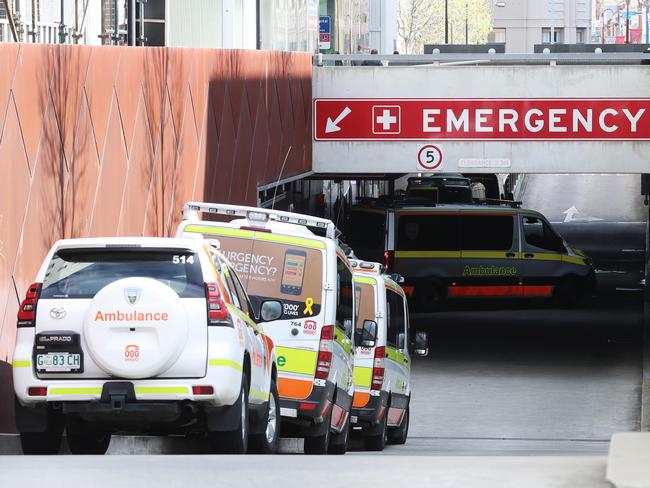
top-left (0, 43), bottom-right (313, 433)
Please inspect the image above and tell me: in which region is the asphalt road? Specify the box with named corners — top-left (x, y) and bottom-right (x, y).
top-left (396, 174), bottom-right (647, 456)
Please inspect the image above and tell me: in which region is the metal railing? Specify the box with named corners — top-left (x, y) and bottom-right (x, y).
top-left (314, 52), bottom-right (650, 66)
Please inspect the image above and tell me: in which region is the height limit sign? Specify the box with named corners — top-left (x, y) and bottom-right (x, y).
top-left (417, 144), bottom-right (443, 171)
top-left (319, 16), bottom-right (331, 50)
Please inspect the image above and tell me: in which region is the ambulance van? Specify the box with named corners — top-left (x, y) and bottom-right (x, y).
top-left (345, 202), bottom-right (595, 311)
top-left (177, 203), bottom-right (356, 454)
top-left (350, 260), bottom-right (428, 450)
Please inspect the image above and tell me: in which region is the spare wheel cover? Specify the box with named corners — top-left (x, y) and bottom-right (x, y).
top-left (84, 277), bottom-right (189, 379)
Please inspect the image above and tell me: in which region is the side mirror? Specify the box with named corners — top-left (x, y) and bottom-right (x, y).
top-left (397, 332), bottom-right (405, 350)
top-left (411, 331), bottom-right (429, 357)
top-left (389, 273), bottom-right (405, 284)
top-left (355, 320), bottom-right (377, 348)
top-left (259, 300), bottom-right (282, 322)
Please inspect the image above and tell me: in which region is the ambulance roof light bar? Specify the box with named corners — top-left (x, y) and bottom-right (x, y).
top-left (183, 202), bottom-right (337, 239)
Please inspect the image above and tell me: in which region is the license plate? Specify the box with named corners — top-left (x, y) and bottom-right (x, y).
top-left (36, 353), bottom-right (82, 372)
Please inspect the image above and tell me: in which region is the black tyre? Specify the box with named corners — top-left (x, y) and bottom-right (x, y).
top-left (66, 431), bottom-right (111, 455)
top-left (415, 285), bottom-right (444, 313)
top-left (209, 373), bottom-right (249, 454)
top-left (248, 379), bottom-right (280, 454)
top-left (20, 431), bottom-right (62, 455)
top-left (19, 408), bottom-right (64, 455)
top-left (66, 420), bottom-right (111, 455)
top-left (328, 412), bottom-right (349, 455)
top-left (303, 407), bottom-right (332, 455)
top-left (555, 277), bottom-right (579, 308)
top-left (387, 405), bottom-right (410, 445)
top-left (363, 408), bottom-right (387, 451)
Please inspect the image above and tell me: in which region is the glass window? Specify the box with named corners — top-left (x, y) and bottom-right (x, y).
top-left (396, 214), bottom-right (460, 251)
top-left (461, 215), bottom-right (514, 251)
top-left (386, 289), bottom-right (405, 348)
top-left (230, 267), bottom-right (253, 318)
top-left (354, 281), bottom-right (375, 331)
top-left (200, 233), bottom-right (324, 320)
top-left (522, 216), bottom-right (564, 252)
top-left (336, 256), bottom-right (354, 338)
top-left (345, 210), bottom-right (386, 251)
top-left (41, 249), bottom-right (204, 299)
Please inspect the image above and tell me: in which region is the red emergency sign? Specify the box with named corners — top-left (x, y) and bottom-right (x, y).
top-left (313, 98), bottom-right (650, 141)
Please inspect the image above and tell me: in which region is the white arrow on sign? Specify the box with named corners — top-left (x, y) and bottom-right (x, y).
top-left (562, 205), bottom-right (604, 223)
top-left (325, 106), bottom-right (352, 133)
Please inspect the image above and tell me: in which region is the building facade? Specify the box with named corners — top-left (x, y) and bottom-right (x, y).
top-left (490, 0), bottom-right (593, 53)
top-left (0, 1), bottom-right (396, 54)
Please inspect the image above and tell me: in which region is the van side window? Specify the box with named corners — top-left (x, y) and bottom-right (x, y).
top-left (523, 217), bottom-right (564, 252)
top-left (336, 256), bottom-right (354, 338)
top-left (461, 215), bottom-right (513, 250)
top-left (230, 267), bottom-right (252, 318)
top-left (386, 290), bottom-right (405, 348)
top-left (397, 215), bottom-right (460, 251)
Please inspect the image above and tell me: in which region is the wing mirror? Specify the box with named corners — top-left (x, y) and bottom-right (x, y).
top-left (411, 331), bottom-right (429, 357)
top-left (389, 273), bottom-right (405, 284)
top-left (259, 300), bottom-right (283, 322)
top-left (354, 320), bottom-right (378, 348)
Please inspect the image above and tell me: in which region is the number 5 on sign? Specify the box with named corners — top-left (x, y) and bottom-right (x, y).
top-left (417, 144), bottom-right (443, 171)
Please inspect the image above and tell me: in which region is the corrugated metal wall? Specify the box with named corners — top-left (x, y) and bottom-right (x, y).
top-left (0, 43), bottom-right (312, 432)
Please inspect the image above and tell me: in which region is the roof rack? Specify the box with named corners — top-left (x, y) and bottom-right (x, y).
top-left (182, 202), bottom-right (337, 239)
top-left (475, 198), bottom-right (522, 208)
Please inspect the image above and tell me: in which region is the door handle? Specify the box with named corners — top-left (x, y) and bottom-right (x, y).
top-left (505, 252), bottom-right (516, 258)
top-left (524, 253), bottom-right (534, 258)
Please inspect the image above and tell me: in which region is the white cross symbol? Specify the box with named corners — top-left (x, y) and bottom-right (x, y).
top-left (376, 109), bottom-right (397, 131)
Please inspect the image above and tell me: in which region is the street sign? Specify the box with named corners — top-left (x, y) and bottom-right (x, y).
top-left (314, 98), bottom-right (650, 141)
top-left (417, 144), bottom-right (443, 171)
top-left (319, 16), bottom-right (331, 50)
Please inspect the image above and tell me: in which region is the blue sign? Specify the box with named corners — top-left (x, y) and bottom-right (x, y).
top-left (319, 16), bottom-right (331, 35)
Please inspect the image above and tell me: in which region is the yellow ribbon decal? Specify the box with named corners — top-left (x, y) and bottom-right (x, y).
top-left (303, 297), bottom-right (314, 316)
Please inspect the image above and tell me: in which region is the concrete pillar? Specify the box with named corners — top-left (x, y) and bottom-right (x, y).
top-left (643, 174), bottom-right (650, 431)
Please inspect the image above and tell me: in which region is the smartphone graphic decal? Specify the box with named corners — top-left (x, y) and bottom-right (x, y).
top-left (281, 249), bottom-right (307, 295)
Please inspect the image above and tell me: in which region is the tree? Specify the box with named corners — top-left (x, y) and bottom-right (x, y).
top-left (398, 0), bottom-right (493, 53)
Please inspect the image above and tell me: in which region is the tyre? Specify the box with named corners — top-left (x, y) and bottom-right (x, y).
top-left (20, 430), bottom-right (63, 455)
top-left (209, 373), bottom-right (249, 454)
top-left (415, 285), bottom-right (444, 313)
top-left (555, 277), bottom-right (579, 308)
top-left (387, 405), bottom-right (410, 445)
top-left (363, 407), bottom-right (387, 451)
top-left (248, 379), bottom-right (280, 454)
top-left (328, 412), bottom-right (349, 455)
top-left (303, 407), bottom-right (332, 455)
top-left (19, 406), bottom-right (64, 455)
top-left (66, 420), bottom-right (111, 455)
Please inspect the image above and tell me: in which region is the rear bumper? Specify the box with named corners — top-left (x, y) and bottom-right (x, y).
top-left (279, 380), bottom-right (335, 425)
top-left (351, 390), bottom-right (388, 427)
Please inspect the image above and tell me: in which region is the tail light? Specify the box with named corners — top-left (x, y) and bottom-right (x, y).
top-left (315, 325), bottom-right (333, 380)
top-left (17, 283), bottom-right (42, 328)
top-left (371, 346), bottom-right (385, 391)
top-left (204, 283), bottom-right (231, 326)
top-left (383, 251), bottom-right (394, 272)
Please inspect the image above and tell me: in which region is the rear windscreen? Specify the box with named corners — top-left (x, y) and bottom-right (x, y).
top-left (41, 248), bottom-right (204, 299)
top-left (345, 210), bottom-right (386, 250)
top-left (209, 235), bottom-right (324, 319)
top-left (354, 281), bottom-right (376, 332)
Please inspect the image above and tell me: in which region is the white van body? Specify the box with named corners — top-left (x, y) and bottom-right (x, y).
top-left (350, 261), bottom-right (412, 450)
top-left (177, 203), bottom-right (356, 454)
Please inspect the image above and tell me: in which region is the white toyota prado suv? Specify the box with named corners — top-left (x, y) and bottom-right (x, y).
top-left (12, 237), bottom-right (282, 455)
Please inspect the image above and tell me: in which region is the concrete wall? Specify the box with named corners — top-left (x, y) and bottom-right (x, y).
top-left (312, 64), bottom-right (650, 174)
top-left (0, 43), bottom-right (311, 432)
